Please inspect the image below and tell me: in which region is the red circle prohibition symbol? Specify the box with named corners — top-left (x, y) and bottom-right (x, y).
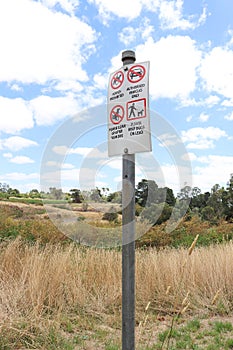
top-left (110, 105), bottom-right (124, 124)
top-left (111, 70), bottom-right (124, 89)
top-left (127, 64), bottom-right (145, 83)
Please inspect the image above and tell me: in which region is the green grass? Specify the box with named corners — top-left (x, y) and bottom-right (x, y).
top-left (155, 319), bottom-right (233, 350)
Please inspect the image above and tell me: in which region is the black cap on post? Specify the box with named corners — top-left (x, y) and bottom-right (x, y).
top-left (122, 50), bottom-right (136, 66)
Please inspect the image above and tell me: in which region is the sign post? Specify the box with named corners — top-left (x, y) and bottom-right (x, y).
top-left (107, 50), bottom-right (151, 350)
top-left (122, 51), bottom-right (136, 350)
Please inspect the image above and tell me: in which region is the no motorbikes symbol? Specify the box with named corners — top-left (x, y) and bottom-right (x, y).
top-left (110, 105), bottom-right (124, 124)
top-left (111, 70), bottom-right (124, 89)
top-left (127, 64), bottom-right (146, 83)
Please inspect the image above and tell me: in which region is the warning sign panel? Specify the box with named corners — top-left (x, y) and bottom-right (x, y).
top-left (127, 64), bottom-right (145, 83)
top-left (110, 105), bottom-right (124, 124)
top-left (111, 70), bottom-right (124, 89)
top-left (107, 61), bottom-right (151, 156)
top-left (127, 98), bottom-right (146, 121)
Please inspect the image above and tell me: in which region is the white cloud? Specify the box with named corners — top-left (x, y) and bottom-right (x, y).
top-left (192, 155), bottom-right (233, 192)
top-left (158, 133), bottom-right (181, 147)
top-left (89, 0), bottom-right (207, 31)
top-left (88, 0), bottom-right (144, 22)
top-left (159, 0), bottom-right (208, 30)
top-left (2, 136), bottom-right (38, 152)
top-left (9, 156), bottom-right (35, 164)
top-left (70, 147), bottom-right (93, 157)
top-left (40, 0), bottom-right (79, 15)
top-left (3, 153), bottom-right (12, 158)
top-left (54, 80), bottom-right (83, 92)
top-left (0, 0), bottom-right (96, 85)
top-left (186, 115), bottom-right (193, 122)
top-left (180, 95), bottom-right (221, 108)
top-left (0, 97), bottom-right (34, 134)
top-left (31, 94), bottom-right (79, 126)
top-left (181, 152), bottom-right (197, 161)
top-left (182, 127), bottom-right (228, 149)
top-left (199, 112), bottom-right (209, 122)
top-left (119, 18), bottom-right (154, 46)
top-left (10, 84), bottom-right (23, 92)
top-left (93, 73), bottom-right (108, 90)
top-left (62, 163), bottom-right (75, 169)
top-left (52, 145), bottom-right (107, 159)
top-left (200, 47), bottom-right (233, 100)
top-left (52, 145), bottom-right (69, 155)
top-left (204, 95), bottom-right (220, 107)
top-left (135, 36), bottom-right (201, 100)
top-left (0, 172), bottom-right (39, 181)
top-left (224, 112), bottom-right (233, 121)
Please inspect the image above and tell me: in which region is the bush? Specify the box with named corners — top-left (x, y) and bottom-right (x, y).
top-left (141, 203), bottom-right (172, 225)
top-left (102, 206), bottom-right (118, 222)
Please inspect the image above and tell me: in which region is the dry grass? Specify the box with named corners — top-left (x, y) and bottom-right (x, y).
top-left (1, 239), bottom-right (233, 348)
top-left (1, 239), bottom-right (233, 322)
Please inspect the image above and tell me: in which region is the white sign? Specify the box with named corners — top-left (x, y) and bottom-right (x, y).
top-left (107, 61), bottom-right (151, 157)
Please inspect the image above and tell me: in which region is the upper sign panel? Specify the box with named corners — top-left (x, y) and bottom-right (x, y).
top-left (107, 61), bottom-right (151, 157)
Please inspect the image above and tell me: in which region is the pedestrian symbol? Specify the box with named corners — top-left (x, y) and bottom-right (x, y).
top-left (111, 70), bottom-right (124, 89)
top-left (127, 64), bottom-right (146, 83)
top-left (127, 98), bottom-right (146, 120)
top-left (110, 105), bottom-right (124, 124)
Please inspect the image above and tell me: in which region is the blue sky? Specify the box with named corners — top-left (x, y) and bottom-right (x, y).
top-left (0, 0), bottom-right (233, 194)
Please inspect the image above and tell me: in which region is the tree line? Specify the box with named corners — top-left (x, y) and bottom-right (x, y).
top-left (0, 173), bottom-right (233, 224)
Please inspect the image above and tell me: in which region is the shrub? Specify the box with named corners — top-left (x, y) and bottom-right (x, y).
top-left (102, 206), bottom-right (118, 222)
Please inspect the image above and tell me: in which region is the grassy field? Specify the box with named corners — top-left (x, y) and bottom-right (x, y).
top-left (0, 201), bottom-right (233, 349)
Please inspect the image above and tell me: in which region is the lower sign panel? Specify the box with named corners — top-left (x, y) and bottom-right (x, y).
top-left (108, 103), bottom-right (151, 156)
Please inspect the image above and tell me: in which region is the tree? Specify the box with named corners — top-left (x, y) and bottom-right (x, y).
top-left (177, 185), bottom-right (192, 201)
top-left (7, 188), bottom-right (20, 197)
top-left (107, 191), bottom-right (122, 203)
top-left (206, 184), bottom-right (225, 220)
top-left (135, 179), bottom-right (159, 207)
top-left (223, 174), bottom-right (233, 221)
top-left (164, 187), bottom-right (176, 206)
top-left (49, 187), bottom-right (63, 200)
top-left (141, 203), bottom-right (172, 225)
top-left (70, 189), bottom-right (83, 203)
top-left (29, 189), bottom-right (40, 198)
top-left (0, 183), bottom-right (9, 193)
top-left (201, 206), bottom-right (217, 224)
top-left (90, 187), bottom-right (102, 202)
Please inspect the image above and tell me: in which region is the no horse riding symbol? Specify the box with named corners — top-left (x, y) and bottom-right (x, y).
top-left (111, 70), bottom-right (124, 89)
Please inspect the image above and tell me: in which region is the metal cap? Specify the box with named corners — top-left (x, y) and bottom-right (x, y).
top-left (122, 50), bottom-right (136, 65)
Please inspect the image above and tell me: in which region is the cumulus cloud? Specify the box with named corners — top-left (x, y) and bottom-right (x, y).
top-left (2, 136), bottom-right (38, 152)
top-left (182, 127), bottom-right (228, 149)
top-left (87, 0), bottom-right (145, 22)
top-left (0, 172), bottom-right (39, 181)
top-left (39, 0), bottom-right (79, 15)
top-left (135, 36), bottom-right (201, 100)
top-left (0, 97), bottom-right (34, 134)
top-left (9, 156), bottom-right (35, 164)
top-left (0, 0), bottom-right (96, 85)
top-left (192, 155), bottom-right (233, 192)
top-left (89, 0), bottom-right (207, 30)
top-left (224, 112), bottom-right (233, 121)
top-left (158, 0), bottom-right (208, 30)
top-left (30, 94), bottom-right (79, 126)
top-left (199, 112), bottom-right (209, 122)
top-left (119, 18), bottom-right (154, 46)
top-left (200, 47), bottom-right (233, 101)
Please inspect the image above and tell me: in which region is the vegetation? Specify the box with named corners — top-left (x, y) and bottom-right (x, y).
top-left (1, 176), bottom-right (233, 347)
top-left (0, 238), bottom-right (233, 348)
